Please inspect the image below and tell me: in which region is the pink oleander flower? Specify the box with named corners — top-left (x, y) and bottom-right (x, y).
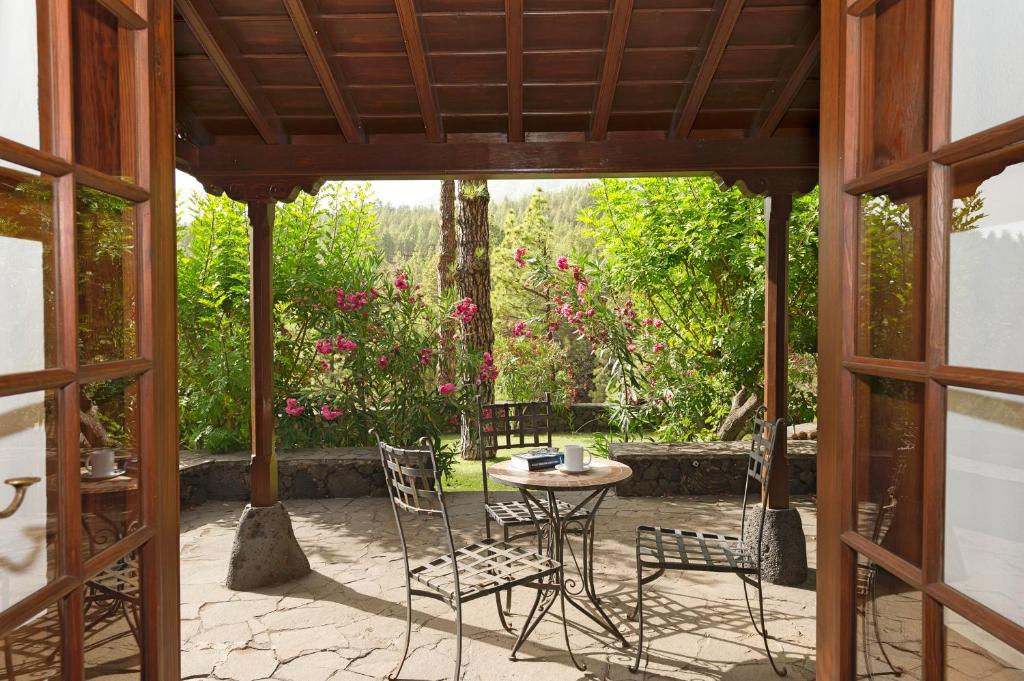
top-left (643, 318), bottom-right (654, 327)
top-left (653, 318), bottom-right (664, 328)
top-left (514, 247), bottom-right (527, 268)
top-left (512, 321), bottom-right (528, 337)
top-left (320, 404), bottom-right (343, 421)
top-left (285, 398), bottom-right (305, 417)
top-left (378, 355), bottom-right (389, 369)
top-left (479, 351), bottom-right (498, 383)
top-left (394, 272), bottom-right (410, 291)
top-left (556, 256), bottom-right (569, 270)
top-left (336, 336), bottom-right (358, 352)
top-left (653, 341), bottom-right (666, 353)
top-left (418, 347), bottom-right (434, 365)
top-left (571, 265), bottom-right (584, 282)
top-left (576, 281), bottom-right (587, 297)
top-left (315, 338), bottom-right (334, 354)
top-left (585, 307), bottom-right (595, 317)
top-left (319, 359), bottom-right (329, 371)
top-left (438, 382), bottom-right (456, 396)
top-left (452, 297), bottom-right (478, 323)
top-left (663, 390), bottom-right (674, 401)
top-left (627, 342), bottom-right (638, 352)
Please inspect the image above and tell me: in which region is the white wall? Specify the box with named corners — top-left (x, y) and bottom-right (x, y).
top-left (0, 0), bottom-right (40, 167)
top-left (0, 237), bottom-right (48, 610)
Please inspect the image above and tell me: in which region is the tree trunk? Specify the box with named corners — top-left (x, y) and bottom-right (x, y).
top-left (456, 179), bottom-right (494, 460)
top-left (437, 180), bottom-right (457, 385)
top-left (716, 386), bottom-right (763, 441)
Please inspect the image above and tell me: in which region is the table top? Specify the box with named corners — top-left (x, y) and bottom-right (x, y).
top-left (79, 472), bottom-right (138, 495)
top-left (488, 458), bottom-right (632, 491)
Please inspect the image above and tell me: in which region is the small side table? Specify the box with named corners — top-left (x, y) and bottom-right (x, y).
top-left (488, 458), bottom-right (633, 671)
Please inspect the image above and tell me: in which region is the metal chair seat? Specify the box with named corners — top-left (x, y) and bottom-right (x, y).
top-left (410, 537), bottom-right (559, 604)
top-left (485, 498), bottom-right (590, 527)
top-left (636, 525), bottom-right (757, 573)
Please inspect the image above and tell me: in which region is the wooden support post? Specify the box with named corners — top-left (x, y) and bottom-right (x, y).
top-left (764, 194), bottom-right (792, 510)
top-left (248, 199), bottom-right (277, 507)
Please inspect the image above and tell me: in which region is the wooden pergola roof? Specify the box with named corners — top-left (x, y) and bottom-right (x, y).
top-left (173, 0), bottom-right (821, 199)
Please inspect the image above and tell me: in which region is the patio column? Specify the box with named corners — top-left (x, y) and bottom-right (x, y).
top-left (746, 193), bottom-right (808, 586)
top-left (226, 193), bottom-right (310, 590)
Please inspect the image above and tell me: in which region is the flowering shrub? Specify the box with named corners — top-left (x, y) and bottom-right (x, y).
top-left (276, 273), bottom-right (488, 478)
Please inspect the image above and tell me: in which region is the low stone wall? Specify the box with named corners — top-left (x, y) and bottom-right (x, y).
top-left (180, 448), bottom-right (385, 509)
top-left (609, 440), bottom-right (817, 497)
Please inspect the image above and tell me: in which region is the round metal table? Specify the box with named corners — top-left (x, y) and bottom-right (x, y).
top-left (488, 457), bottom-right (633, 671)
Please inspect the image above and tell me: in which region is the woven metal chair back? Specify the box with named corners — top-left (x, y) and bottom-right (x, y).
top-left (378, 438), bottom-right (447, 517)
top-left (740, 411), bottom-right (785, 547)
top-left (476, 393), bottom-right (553, 500)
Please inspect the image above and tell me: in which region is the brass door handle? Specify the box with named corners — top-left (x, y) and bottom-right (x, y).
top-left (0, 478), bottom-right (41, 519)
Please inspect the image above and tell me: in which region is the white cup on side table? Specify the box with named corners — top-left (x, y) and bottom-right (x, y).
top-left (85, 448), bottom-right (118, 478)
top-left (562, 444), bottom-right (591, 472)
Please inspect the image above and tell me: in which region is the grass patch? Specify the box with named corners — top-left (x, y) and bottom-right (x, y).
top-left (440, 432), bottom-right (604, 492)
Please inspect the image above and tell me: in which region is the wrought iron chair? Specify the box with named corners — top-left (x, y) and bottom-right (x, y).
top-left (476, 394), bottom-right (594, 618)
top-left (378, 436), bottom-right (559, 681)
top-left (630, 411), bottom-right (788, 676)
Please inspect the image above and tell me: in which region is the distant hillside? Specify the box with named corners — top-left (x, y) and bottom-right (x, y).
top-left (373, 182), bottom-right (597, 285)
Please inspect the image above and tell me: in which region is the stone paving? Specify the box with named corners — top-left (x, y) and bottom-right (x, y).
top-left (180, 493), bottom-right (818, 681)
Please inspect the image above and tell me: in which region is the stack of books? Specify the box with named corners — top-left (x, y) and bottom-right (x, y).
top-left (511, 449), bottom-right (563, 471)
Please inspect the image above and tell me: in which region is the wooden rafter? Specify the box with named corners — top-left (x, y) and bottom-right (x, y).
top-left (590, 0), bottom-right (634, 141)
top-left (395, 0), bottom-right (444, 142)
top-left (175, 100), bottom-right (211, 146)
top-left (175, 0), bottom-right (288, 145)
top-left (669, 0), bottom-right (746, 139)
top-left (282, 0), bottom-right (364, 143)
top-left (753, 32), bottom-right (820, 138)
top-left (505, 0), bottom-right (524, 142)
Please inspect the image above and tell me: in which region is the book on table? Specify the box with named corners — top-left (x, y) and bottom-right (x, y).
top-left (511, 449), bottom-right (563, 471)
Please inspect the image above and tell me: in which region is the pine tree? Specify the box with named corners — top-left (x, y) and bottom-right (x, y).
top-left (492, 189), bottom-right (555, 332)
top-left (437, 180), bottom-right (457, 385)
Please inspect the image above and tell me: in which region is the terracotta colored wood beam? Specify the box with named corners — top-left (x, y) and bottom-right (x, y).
top-left (590, 0), bottom-right (634, 141)
top-left (175, 0), bottom-right (288, 145)
top-left (764, 193), bottom-right (792, 510)
top-left (96, 0), bottom-right (146, 29)
top-left (248, 200), bottom-right (278, 507)
top-left (193, 136), bottom-right (818, 180)
top-left (670, 0), bottom-right (746, 139)
top-left (755, 32), bottom-right (820, 138)
top-left (175, 100), bottom-right (212, 146)
top-left (282, 0), bottom-right (364, 143)
top-left (505, 0), bottom-right (524, 142)
top-left (395, 0), bottom-right (444, 142)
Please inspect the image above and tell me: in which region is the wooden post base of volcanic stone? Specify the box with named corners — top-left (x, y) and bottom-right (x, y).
top-left (226, 502), bottom-right (311, 590)
top-left (743, 504), bottom-right (809, 586)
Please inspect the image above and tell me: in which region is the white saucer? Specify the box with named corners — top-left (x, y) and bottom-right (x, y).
top-left (555, 463), bottom-right (591, 475)
top-left (82, 468), bottom-right (126, 481)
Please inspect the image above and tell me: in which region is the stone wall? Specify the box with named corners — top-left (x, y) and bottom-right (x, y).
top-left (180, 448), bottom-right (385, 509)
top-left (609, 440), bottom-right (816, 497)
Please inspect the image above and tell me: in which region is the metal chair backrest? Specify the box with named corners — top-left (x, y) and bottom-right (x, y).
top-left (476, 393), bottom-right (553, 502)
top-left (739, 411), bottom-right (784, 548)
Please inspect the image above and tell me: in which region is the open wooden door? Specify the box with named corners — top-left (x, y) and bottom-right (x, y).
top-left (819, 1), bottom-right (1024, 679)
top-left (0, 0), bottom-right (179, 678)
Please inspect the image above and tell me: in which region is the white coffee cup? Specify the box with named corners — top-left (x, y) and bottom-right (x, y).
top-left (562, 444), bottom-right (591, 472)
top-left (86, 449), bottom-right (118, 478)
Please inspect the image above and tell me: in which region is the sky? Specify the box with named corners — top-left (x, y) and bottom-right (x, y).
top-left (175, 170), bottom-right (593, 208)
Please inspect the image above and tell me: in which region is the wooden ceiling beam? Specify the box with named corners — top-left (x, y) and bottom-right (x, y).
top-left (505, 0), bottom-right (524, 142)
top-left (191, 136), bottom-right (817, 180)
top-left (394, 0), bottom-right (444, 142)
top-left (282, 0), bottom-right (364, 143)
top-left (590, 0), bottom-right (634, 141)
top-left (175, 0), bottom-right (288, 145)
top-left (669, 0), bottom-right (746, 140)
top-left (175, 100), bottom-right (212, 146)
top-left (753, 32), bottom-right (820, 138)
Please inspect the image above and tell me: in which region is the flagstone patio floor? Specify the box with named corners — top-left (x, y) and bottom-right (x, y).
top-left (180, 493), bottom-right (818, 681)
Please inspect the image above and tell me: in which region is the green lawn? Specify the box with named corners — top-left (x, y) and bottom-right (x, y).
top-left (440, 432), bottom-right (604, 492)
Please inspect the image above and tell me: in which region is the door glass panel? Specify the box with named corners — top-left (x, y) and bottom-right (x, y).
top-left (948, 161), bottom-right (1024, 372)
top-left (0, 0), bottom-right (45, 152)
top-left (80, 378), bottom-right (140, 562)
top-left (76, 188), bottom-right (137, 365)
top-left (858, 179), bottom-right (926, 361)
top-left (944, 386), bottom-right (1024, 627)
top-left (2, 604), bottom-right (64, 679)
top-left (0, 169), bottom-right (56, 373)
top-left (855, 376), bottom-right (923, 565)
top-left (84, 547), bottom-right (141, 679)
top-left (72, 0), bottom-right (126, 179)
top-left (0, 390), bottom-right (58, 610)
top-left (856, 558), bottom-right (922, 679)
top-left (951, 1), bottom-right (1024, 142)
top-left (945, 609), bottom-right (1024, 680)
